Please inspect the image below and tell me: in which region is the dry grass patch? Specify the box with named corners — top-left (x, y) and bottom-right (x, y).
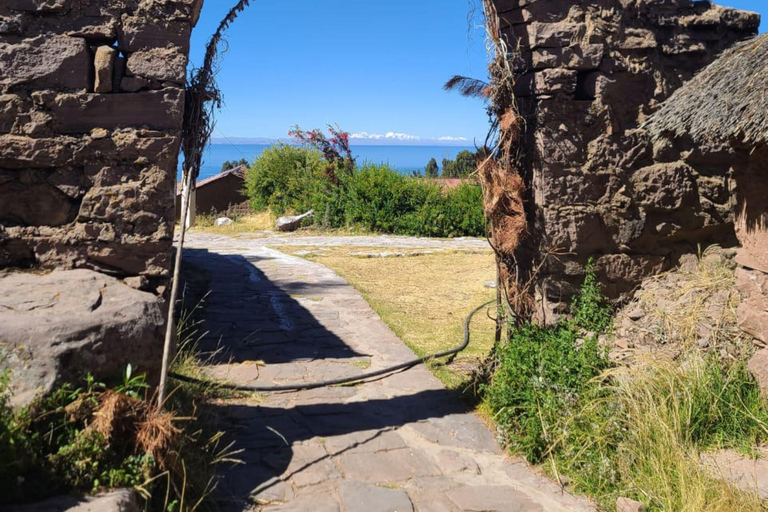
top-left (279, 245), bottom-right (498, 388)
top-left (192, 210), bottom-right (276, 234)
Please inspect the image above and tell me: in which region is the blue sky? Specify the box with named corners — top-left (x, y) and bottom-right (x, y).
top-left (189, 1), bottom-right (764, 145)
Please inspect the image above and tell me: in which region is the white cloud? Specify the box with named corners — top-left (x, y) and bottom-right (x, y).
top-left (384, 132), bottom-right (421, 141)
top-left (350, 131), bottom-right (420, 141)
top-left (438, 136), bottom-right (469, 141)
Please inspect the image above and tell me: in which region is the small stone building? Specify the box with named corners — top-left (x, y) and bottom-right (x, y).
top-left (487, 0), bottom-right (760, 321)
top-left (646, 33), bottom-right (768, 344)
top-left (175, 165), bottom-right (249, 221)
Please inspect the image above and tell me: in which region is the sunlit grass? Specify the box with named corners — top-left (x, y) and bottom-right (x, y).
top-left (280, 245), bottom-right (497, 388)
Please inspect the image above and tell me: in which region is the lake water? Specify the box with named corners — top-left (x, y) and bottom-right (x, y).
top-left (185, 144), bottom-right (476, 181)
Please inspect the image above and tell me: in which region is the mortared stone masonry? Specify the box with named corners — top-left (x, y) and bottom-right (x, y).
top-left (0, 0), bottom-right (201, 293)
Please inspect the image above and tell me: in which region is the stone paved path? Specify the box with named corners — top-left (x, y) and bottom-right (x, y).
top-left (183, 233), bottom-right (593, 512)
top-left (189, 231), bottom-right (490, 250)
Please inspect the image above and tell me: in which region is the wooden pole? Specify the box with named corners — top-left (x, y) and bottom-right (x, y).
top-left (158, 167), bottom-right (193, 406)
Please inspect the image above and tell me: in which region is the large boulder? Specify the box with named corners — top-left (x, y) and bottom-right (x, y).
top-left (0, 269), bottom-right (165, 407)
top-left (1, 489), bottom-right (141, 512)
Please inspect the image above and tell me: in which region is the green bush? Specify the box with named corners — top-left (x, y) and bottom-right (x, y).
top-left (482, 264), bottom-right (612, 461)
top-left (481, 264), bottom-right (768, 511)
top-left (244, 144), bottom-right (325, 215)
top-left (244, 148), bottom-right (485, 238)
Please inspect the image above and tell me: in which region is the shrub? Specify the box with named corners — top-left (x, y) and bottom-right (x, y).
top-left (482, 265), bottom-right (612, 461)
top-left (482, 264), bottom-right (768, 511)
top-left (343, 164), bottom-right (485, 237)
top-left (244, 149), bottom-right (486, 237)
top-left (244, 144), bottom-right (325, 215)
top-left (0, 363), bottom-right (231, 511)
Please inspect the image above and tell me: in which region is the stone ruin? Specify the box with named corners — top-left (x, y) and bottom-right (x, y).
top-left (488, 0), bottom-right (761, 321)
top-left (0, 0), bottom-right (200, 404)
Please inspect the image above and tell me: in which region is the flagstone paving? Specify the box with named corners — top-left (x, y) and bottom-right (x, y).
top-left (183, 233), bottom-right (593, 512)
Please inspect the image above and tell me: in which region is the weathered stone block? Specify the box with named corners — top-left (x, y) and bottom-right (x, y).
top-left (118, 15), bottom-right (191, 53)
top-left (504, 21), bottom-right (579, 49)
top-left (0, 180), bottom-right (79, 226)
top-left (126, 46), bottom-right (187, 84)
top-left (532, 44), bottom-right (604, 70)
top-left (0, 35), bottom-right (92, 90)
top-left (0, 135), bottom-right (79, 168)
top-left (631, 162), bottom-right (698, 213)
top-left (515, 68), bottom-right (577, 96)
top-left (120, 76), bottom-right (151, 92)
top-left (40, 89), bottom-right (184, 133)
top-left (738, 267), bottom-right (768, 344)
top-left (3, 0), bottom-right (68, 13)
top-left (65, 16), bottom-right (118, 41)
top-left (94, 45), bottom-right (117, 93)
top-left (617, 28), bottom-right (657, 50)
top-left (0, 94), bottom-right (22, 133)
top-left (0, 269), bottom-right (165, 407)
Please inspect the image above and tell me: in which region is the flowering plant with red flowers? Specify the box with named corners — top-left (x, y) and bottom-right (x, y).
top-left (288, 124), bottom-right (355, 184)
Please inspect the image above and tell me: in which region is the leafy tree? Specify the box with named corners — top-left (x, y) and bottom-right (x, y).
top-left (441, 150), bottom-right (477, 178)
top-left (425, 158), bottom-right (439, 178)
top-left (221, 157), bottom-right (249, 172)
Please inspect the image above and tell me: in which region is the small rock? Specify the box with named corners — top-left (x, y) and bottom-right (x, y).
top-left (93, 45), bottom-right (117, 93)
top-left (484, 280), bottom-right (497, 288)
top-left (216, 217), bottom-right (233, 226)
top-left (90, 127), bottom-right (109, 139)
top-left (678, 253), bottom-right (699, 273)
top-left (124, 276), bottom-right (148, 290)
top-left (614, 339), bottom-right (630, 350)
top-left (627, 307), bottom-right (645, 321)
top-left (616, 497), bottom-right (647, 512)
top-left (697, 339), bottom-right (710, 349)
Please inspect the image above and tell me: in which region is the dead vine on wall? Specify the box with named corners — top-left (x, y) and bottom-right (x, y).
top-left (479, 0), bottom-right (537, 325)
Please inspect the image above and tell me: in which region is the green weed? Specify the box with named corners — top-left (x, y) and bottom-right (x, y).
top-left (481, 264), bottom-right (768, 511)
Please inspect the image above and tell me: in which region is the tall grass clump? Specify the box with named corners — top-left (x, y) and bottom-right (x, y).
top-left (482, 264), bottom-right (768, 511)
top-left (243, 146), bottom-right (485, 237)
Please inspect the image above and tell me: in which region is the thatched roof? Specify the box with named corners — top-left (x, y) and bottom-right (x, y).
top-left (646, 33), bottom-right (768, 147)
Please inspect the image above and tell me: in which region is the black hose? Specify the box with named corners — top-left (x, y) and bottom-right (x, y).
top-left (170, 299), bottom-right (495, 393)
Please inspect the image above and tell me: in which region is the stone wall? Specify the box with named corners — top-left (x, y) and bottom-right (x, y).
top-left (490, 0), bottom-right (759, 320)
top-left (734, 146), bottom-right (768, 344)
top-left (0, 0), bottom-right (201, 292)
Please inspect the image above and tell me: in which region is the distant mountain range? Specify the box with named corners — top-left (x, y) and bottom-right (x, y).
top-left (210, 137), bottom-right (478, 147)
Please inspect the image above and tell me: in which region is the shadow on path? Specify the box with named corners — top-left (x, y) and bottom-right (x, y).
top-left (183, 248), bottom-right (362, 364)
top-left (205, 388), bottom-right (471, 507)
